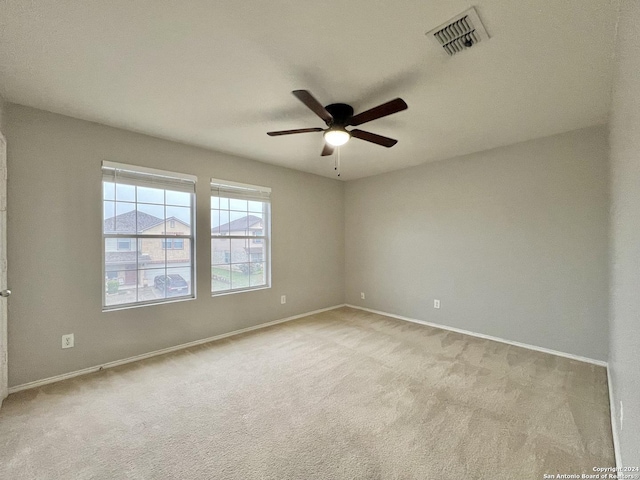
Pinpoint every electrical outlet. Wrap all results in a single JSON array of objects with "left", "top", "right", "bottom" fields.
[
  {"left": 361, "top": 292, "right": 365, "bottom": 300},
  {"left": 62, "top": 334, "right": 74, "bottom": 349},
  {"left": 281, "top": 295, "right": 286, "bottom": 304},
  {"left": 434, "top": 299, "right": 440, "bottom": 309}
]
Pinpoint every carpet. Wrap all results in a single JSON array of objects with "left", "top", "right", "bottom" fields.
[{"left": 0, "top": 307, "right": 614, "bottom": 479}]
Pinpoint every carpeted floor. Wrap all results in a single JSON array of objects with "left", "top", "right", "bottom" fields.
[{"left": 0, "top": 307, "right": 614, "bottom": 479}]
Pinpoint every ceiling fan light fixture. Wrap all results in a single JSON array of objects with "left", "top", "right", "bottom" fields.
[{"left": 324, "top": 128, "right": 350, "bottom": 147}]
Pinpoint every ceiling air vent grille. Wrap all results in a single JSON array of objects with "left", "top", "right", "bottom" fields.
[{"left": 426, "top": 7, "right": 489, "bottom": 56}]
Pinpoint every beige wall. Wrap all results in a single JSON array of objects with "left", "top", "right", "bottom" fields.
[
  {"left": 345, "top": 126, "right": 609, "bottom": 361},
  {"left": 608, "top": 0, "right": 640, "bottom": 466},
  {"left": 5, "top": 104, "right": 345, "bottom": 387}
]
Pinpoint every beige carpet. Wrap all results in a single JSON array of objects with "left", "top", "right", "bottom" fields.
[{"left": 0, "top": 307, "right": 614, "bottom": 479}]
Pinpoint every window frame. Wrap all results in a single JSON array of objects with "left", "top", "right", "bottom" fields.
[
  {"left": 210, "top": 178, "right": 271, "bottom": 296},
  {"left": 102, "top": 161, "right": 197, "bottom": 311}
]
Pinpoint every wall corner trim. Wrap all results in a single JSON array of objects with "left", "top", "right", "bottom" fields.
[
  {"left": 8, "top": 304, "right": 347, "bottom": 394},
  {"left": 345, "top": 304, "right": 608, "bottom": 367},
  {"left": 607, "top": 365, "right": 622, "bottom": 468}
]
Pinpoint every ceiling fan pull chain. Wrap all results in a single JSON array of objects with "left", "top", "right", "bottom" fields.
[{"left": 337, "top": 146, "right": 341, "bottom": 177}]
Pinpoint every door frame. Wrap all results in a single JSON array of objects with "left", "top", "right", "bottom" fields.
[{"left": 0, "top": 131, "right": 7, "bottom": 405}]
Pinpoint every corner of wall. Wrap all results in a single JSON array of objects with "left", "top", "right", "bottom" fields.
[{"left": 0, "top": 95, "right": 6, "bottom": 135}]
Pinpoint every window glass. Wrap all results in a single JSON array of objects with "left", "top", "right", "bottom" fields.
[
  {"left": 102, "top": 163, "right": 196, "bottom": 309},
  {"left": 211, "top": 180, "right": 270, "bottom": 295}
]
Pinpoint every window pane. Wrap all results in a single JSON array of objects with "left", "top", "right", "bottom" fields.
[
  {"left": 248, "top": 201, "right": 264, "bottom": 213},
  {"left": 166, "top": 206, "right": 191, "bottom": 235},
  {"left": 137, "top": 238, "right": 164, "bottom": 270},
  {"left": 229, "top": 198, "right": 247, "bottom": 211},
  {"left": 219, "top": 197, "right": 229, "bottom": 209},
  {"left": 117, "top": 239, "right": 132, "bottom": 250},
  {"left": 250, "top": 263, "right": 266, "bottom": 287},
  {"left": 165, "top": 267, "right": 191, "bottom": 297},
  {"left": 230, "top": 238, "right": 248, "bottom": 263},
  {"left": 105, "top": 268, "right": 137, "bottom": 307},
  {"left": 211, "top": 238, "right": 231, "bottom": 265},
  {"left": 103, "top": 182, "right": 116, "bottom": 201},
  {"left": 211, "top": 210, "right": 220, "bottom": 233},
  {"left": 114, "top": 202, "right": 136, "bottom": 233},
  {"left": 212, "top": 265, "right": 231, "bottom": 293},
  {"left": 229, "top": 211, "right": 249, "bottom": 235},
  {"left": 166, "top": 239, "right": 191, "bottom": 267},
  {"left": 231, "top": 264, "right": 251, "bottom": 289},
  {"left": 137, "top": 186, "right": 164, "bottom": 204},
  {"left": 103, "top": 201, "right": 116, "bottom": 233},
  {"left": 105, "top": 238, "right": 137, "bottom": 271},
  {"left": 137, "top": 203, "right": 165, "bottom": 234},
  {"left": 215, "top": 210, "right": 230, "bottom": 235},
  {"left": 247, "top": 244, "right": 264, "bottom": 262},
  {"left": 115, "top": 183, "right": 135, "bottom": 202},
  {"left": 166, "top": 190, "right": 190, "bottom": 206},
  {"left": 166, "top": 214, "right": 189, "bottom": 236},
  {"left": 139, "top": 268, "right": 166, "bottom": 301},
  {"left": 210, "top": 197, "right": 219, "bottom": 209}
]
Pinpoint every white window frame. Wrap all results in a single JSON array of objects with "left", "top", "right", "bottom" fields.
[
  {"left": 210, "top": 178, "right": 271, "bottom": 296},
  {"left": 102, "top": 161, "right": 197, "bottom": 310}
]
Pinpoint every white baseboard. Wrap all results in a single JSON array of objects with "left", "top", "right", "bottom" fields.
[
  {"left": 8, "top": 304, "right": 346, "bottom": 394},
  {"left": 345, "top": 304, "right": 608, "bottom": 367},
  {"left": 607, "top": 365, "right": 622, "bottom": 468}
]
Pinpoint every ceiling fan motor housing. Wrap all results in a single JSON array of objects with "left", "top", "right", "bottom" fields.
[{"left": 325, "top": 103, "right": 354, "bottom": 126}]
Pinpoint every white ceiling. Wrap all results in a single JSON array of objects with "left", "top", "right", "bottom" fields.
[{"left": 0, "top": 0, "right": 619, "bottom": 180}]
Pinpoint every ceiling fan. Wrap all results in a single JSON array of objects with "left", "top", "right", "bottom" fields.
[{"left": 267, "top": 90, "right": 408, "bottom": 156}]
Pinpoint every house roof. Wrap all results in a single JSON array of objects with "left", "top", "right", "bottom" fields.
[
  {"left": 211, "top": 215, "right": 262, "bottom": 234},
  {"left": 105, "top": 251, "right": 151, "bottom": 264},
  {"left": 104, "top": 211, "right": 189, "bottom": 233}
]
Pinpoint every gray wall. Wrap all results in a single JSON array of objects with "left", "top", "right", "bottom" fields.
[
  {"left": 0, "top": 95, "right": 5, "bottom": 134},
  {"left": 5, "top": 104, "right": 345, "bottom": 387},
  {"left": 608, "top": 0, "right": 640, "bottom": 465},
  {"left": 345, "top": 126, "right": 609, "bottom": 361}
]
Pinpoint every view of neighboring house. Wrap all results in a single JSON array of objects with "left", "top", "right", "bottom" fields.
[
  {"left": 211, "top": 214, "right": 265, "bottom": 264},
  {"left": 104, "top": 210, "right": 191, "bottom": 288}
]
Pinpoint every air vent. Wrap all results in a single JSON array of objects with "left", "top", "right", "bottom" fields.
[{"left": 426, "top": 7, "right": 489, "bottom": 56}]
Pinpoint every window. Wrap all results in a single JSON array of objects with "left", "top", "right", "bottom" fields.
[
  {"left": 102, "top": 161, "right": 197, "bottom": 310},
  {"left": 211, "top": 179, "right": 271, "bottom": 294},
  {"left": 161, "top": 238, "right": 185, "bottom": 250}
]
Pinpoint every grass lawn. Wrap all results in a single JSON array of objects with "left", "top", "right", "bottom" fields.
[{"left": 212, "top": 266, "right": 265, "bottom": 291}]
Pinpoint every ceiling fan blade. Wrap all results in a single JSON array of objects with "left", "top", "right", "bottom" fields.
[
  {"left": 267, "top": 127, "right": 323, "bottom": 136},
  {"left": 292, "top": 90, "right": 333, "bottom": 125},
  {"left": 321, "top": 143, "right": 335, "bottom": 156},
  {"left": 350, "top": 129, "right": 398, "bottom": 147},
  {"left": 347, "top": 98, "right": 408, "bottom": 126}
]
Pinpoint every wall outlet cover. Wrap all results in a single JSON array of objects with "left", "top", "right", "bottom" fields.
[
  {"left": 62, "top": 333, "right": 74, "bottom": 349},
  {"left": 434, "top": 299, "right": 441, "bottom": 309}
]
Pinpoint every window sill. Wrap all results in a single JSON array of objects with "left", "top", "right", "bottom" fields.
[
  {"left": 102, "top": 295, "right": 196, "bottom": 312},
  {"left": 211, "top": 285, "right": 271, "bottom": 297}
]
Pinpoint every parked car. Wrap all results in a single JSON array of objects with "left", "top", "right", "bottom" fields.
[{"left": 154, "top": 274, "right": 189, "bottom": 296}]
